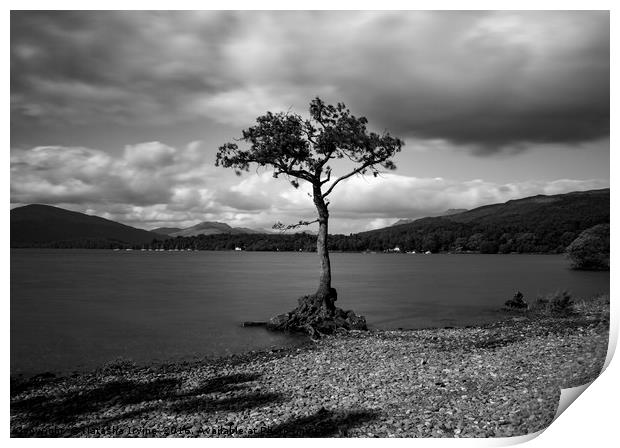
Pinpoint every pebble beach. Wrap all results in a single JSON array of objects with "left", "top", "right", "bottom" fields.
[{"left": 11, "top": 296, "right": 609, "bottom": 438}]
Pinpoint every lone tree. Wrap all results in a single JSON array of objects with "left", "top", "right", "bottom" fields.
[{"left": 216, "top": 98, "right": 403, "bottom": 334}]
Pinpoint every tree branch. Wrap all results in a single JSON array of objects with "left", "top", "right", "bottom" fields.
[
  {"left": 320, "top": 168, "right": 332, "bottom": 185},
  {"left": 272, "top": 219, "right": 319, "bottom": 233},
  {"left": 302, "top": 126, "right": 318, "bottom": 146},
  {"left": 275, "top": 158, "right": 314, "bottom": 183},
  {"left": 322, "top": 159, "right": 378, "bottom": 198}
]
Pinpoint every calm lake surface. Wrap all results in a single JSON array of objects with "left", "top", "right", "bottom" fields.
[{"left": 11, "top": 250, "right": 609, "bottom": 376}]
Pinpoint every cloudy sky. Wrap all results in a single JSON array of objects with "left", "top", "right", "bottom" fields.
[{"left": 10, "top": 11, "right": 609, "bottom": 233}]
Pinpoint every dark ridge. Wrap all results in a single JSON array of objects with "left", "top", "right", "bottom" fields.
[{"left": 11, "top": 204, "right": 161, "bottom": 248}]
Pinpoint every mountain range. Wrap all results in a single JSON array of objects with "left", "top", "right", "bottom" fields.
[
  {"left": 150, "top": 188, "right": 609, "bottom": 253},
  {"left": 10, "top": 188, "right": 610, "bottom": 251},
  {"left": 152, "top": 222, "right": 268, "bottom": 238},
  {"left": 10, "top": 205, "right": 272, "bottom": 248}
]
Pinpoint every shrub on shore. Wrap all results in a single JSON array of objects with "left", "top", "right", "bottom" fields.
[
  {"left": 504, "top": 290, "right": 576, "bottom": 316},
  {"left": 504, "top": 291, "right": 528, "bottom": 310},
  {"left": 528, "top": 291, "right": 574, "bottom": 316},
  {"left": 566, "top": 224, "right": 610, "bottom": 270}
]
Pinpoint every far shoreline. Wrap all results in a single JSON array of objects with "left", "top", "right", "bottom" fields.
[{"left": 10, "top": 247, "right": 578, "bottom": 256}]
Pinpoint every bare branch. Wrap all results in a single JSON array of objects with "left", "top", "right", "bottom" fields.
[
  {"left": 322, "top": 159, "right": 378, "bottom": 198},
  {"left": 320, "top": 167, "right": 332, "bottom": 185},
  {"left": 272, "top": 219, "right": 319, "bottom": 233}
]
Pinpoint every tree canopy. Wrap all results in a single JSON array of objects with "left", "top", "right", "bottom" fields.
[{"left": 215, "top": 97, "right": 404, "bottom": 195}]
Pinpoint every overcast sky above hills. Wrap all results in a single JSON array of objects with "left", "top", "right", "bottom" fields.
[{"left": 10, "top": 11, "right": 609, "bottom": 233}]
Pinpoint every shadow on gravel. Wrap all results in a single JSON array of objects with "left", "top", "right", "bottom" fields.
[
  {"left": 11, "top": 372, "right": 61, "bottom": 396},
  {"left": 255, "top": 407, "right": 380, "bottom": 437},
  {"left": 183, "top": 372, "right": 261, "bottom": 396},
  {"left": 169, "top": 391, "right": 284, "bottom": 414},
  {"left": 471, "top": 333, "right": 525, "bottom": 350},
  {"left": 12, "top": 378, "right": 182, "bottom": 424},
  {"left": 11, "top": 371, "right": 282, "bottom": 437}
]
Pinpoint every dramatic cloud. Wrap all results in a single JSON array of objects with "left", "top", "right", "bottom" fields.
[
  {"left": 11, "top": 141, "right": 222, "bottom": 210},
  {"left": 11, "top": 11, "right": 609, "bottom": 151},
  {"left": 10, "top": 142, "right": 608, "bottom": 233},
  {"left": 9, "top": 11, "right": 609, "bottom": 233}
]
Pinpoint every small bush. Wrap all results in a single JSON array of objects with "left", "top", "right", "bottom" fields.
[
  {"left": 504, "top": 291, "right": 528, "bottom": 309},
  {"left": 529, "top": 291, "right": 574, "bottom": 316}
]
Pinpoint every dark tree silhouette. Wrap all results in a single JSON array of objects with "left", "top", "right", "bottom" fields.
[
  {"left": 566, "top": 224, "right": 610, "bottom": 270},
  {"left": 216, "top": 97, "right": 403, "bottom": 333}
]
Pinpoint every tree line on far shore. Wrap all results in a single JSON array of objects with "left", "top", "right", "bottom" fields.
[
  {"left": 149, "top": 219, "right": 605, "bottom": 256},
  {"left": 16, "top": 217, "right": 608, "bottom": 255},
  {"left": 13, "top": 219, "right": 609, "bottom": 270},
  {"left": 14, "top": 216, "right": 609, "bottom": 258}
]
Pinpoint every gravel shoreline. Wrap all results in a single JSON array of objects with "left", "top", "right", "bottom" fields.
[{"left": 11, "top": 297, "right": 609, "bottom": 438}]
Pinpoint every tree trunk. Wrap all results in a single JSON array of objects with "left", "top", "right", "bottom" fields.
[
  {"left": 313, "top": 185, "right": 332, "bottom": 298},
  {"left": 265, "top": 183, "right": 367, "bottom": 335}
]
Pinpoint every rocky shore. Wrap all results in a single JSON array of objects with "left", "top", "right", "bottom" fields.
[{"left": 11, "top": 296, "right": 609, "bottom": 438}]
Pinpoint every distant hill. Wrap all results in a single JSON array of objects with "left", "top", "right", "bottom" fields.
[
  {"left": 392, "top": 208, "right": 468, "bottom": 226},
  {"left": 391, "top": 219, "right": 414, "bottom": 227},
  {"left": 166, "top": 221, "right": 268, "bottom": 238},
  {"left": 11, "top": 204, "right": 160, "bottom": 248},
  {"left": 151, "top": 227, "right": 182, "bottom": 236},
  {"left": 153, "top": 223, "right": 269, "bottom": 237},
  {"left": 442, "top": 208, "right": 468, "bottom": 217},
  {"left": 360, "top": 189, "right": 610, "bottom": 254},
  {"left": 443, "top": 192, "right": 603, "bottom": 225}
]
